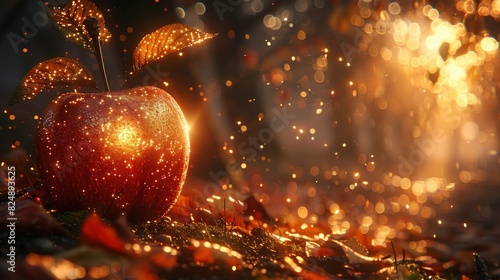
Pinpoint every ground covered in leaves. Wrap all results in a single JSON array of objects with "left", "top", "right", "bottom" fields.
[{"left": 0, "top": 197, "right": 498, "bottom": 280}]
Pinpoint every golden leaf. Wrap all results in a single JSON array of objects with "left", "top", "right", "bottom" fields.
[
  {"left": 133, "top": 23, "right": 216, "bottom": 72},
  {"left": 46, "top": 0, "right": 111, "bottom": 51},
  {"left": 11, "top": 57, "right": 96, "bottom": 104}
]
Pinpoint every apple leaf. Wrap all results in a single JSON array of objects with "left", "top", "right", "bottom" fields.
[
  {"left": 331, "top": 238, "right": 380, "bottom": 264},
  {"left": 10, "top": 57, "right": 96, "bottom": 105},
  {"left": 133, "top": 23, "right": 217, "bottom": 72},
  {"left": 46, "top": 0, "right": 111, "bottom": 52}
]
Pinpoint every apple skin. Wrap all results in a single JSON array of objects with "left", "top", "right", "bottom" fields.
[{"left": 36, "top": 86, "right": 190, "bottom": 224}]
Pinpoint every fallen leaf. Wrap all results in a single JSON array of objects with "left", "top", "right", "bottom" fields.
[
  {"left": 242, "top": 195, "right": 273, "bottom": 226},
  {"left": 80, "top": 214, "right": 125, "bottom": 254},
  {"left": 46, "top": 0, "right": 111, "bottom": 51},
  {"left": 474, "top": 253, "right": 491, "bottom": 280},
  {"left": 169, "top": 195, "right": 198, "bottom": 222},
  {"left": 229, "top": 194, "right": 247, "bottom": 214},
  {"left": 190, "top": 239, "right": 243, "bottom": 268},
  {"left": 0, "top": 199, "right": 68, "bottom": 235}
]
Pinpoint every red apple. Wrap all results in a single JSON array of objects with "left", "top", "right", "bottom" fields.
[{"left": 36, "top": 86, "right": 190, "bottom": 223}]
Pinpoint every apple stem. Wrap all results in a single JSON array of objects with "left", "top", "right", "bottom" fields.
[{"left": 83, "top": 17, "right": 110, "bottom": 92}]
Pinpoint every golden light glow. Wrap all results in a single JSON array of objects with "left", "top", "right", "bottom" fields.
[
  {"left": 480, "top": 37, "right": 499, "bottom": 53},
  {"left": 114, "top": 124, "right": 141, "bottom": 149}
]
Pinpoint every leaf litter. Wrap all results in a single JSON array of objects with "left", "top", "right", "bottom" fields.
[{"left": 0, "top": 195, "right": 496, "bottom": 280}]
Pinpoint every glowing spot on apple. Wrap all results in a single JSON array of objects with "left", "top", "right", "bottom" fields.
[{"left": 113, "top": 124, "right": 141, "bottom": 151}]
